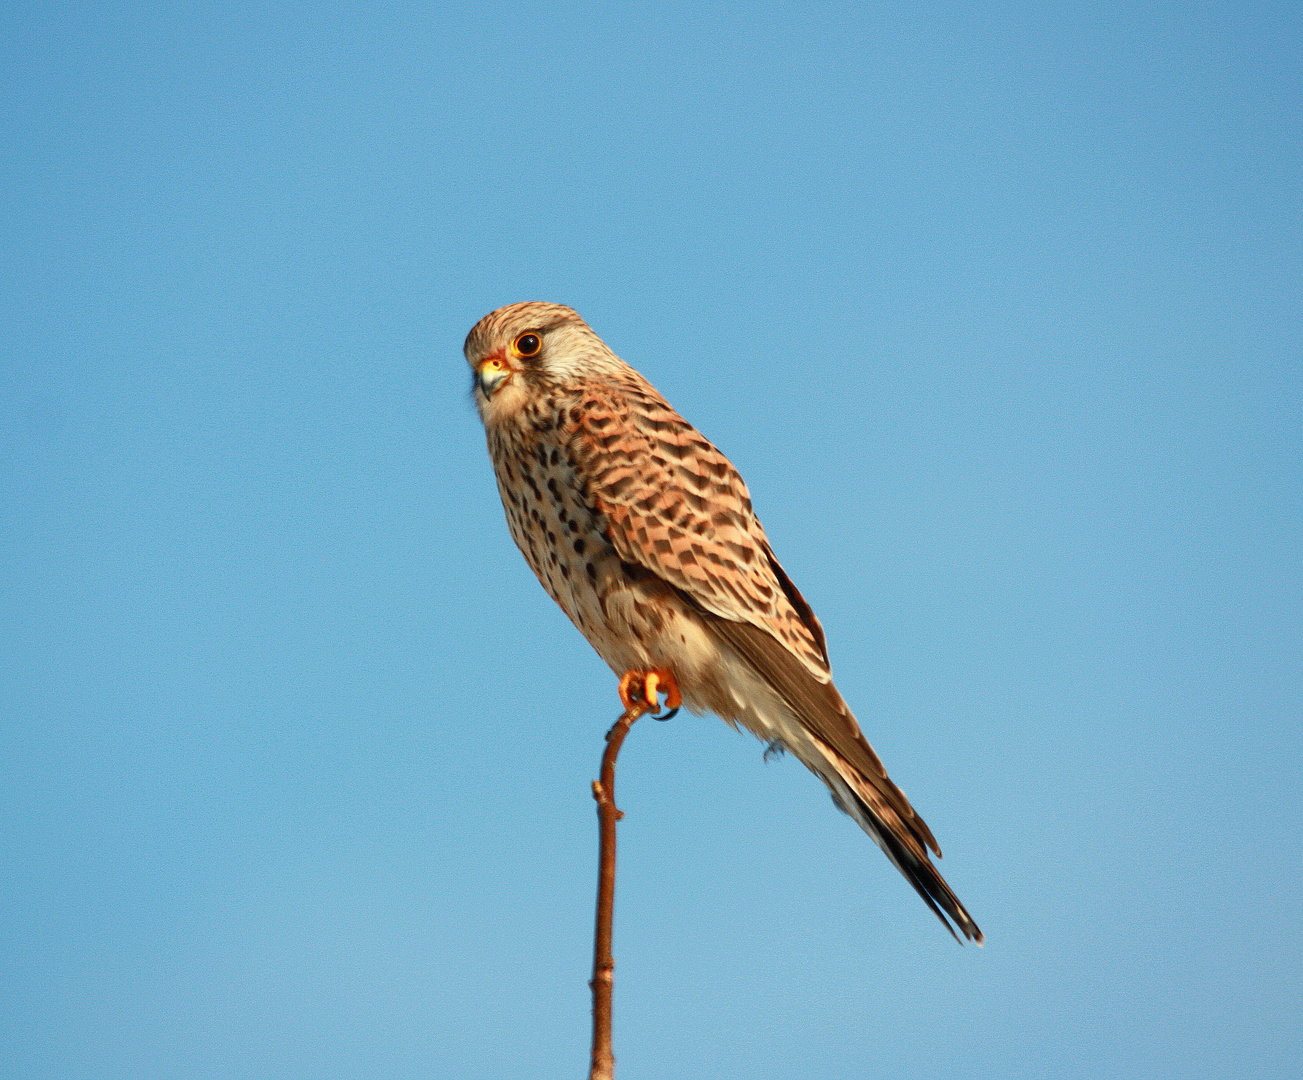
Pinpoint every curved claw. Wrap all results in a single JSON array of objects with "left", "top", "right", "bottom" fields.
[{"left": 617, "top": 668, "right": 682, "bottom": 720}]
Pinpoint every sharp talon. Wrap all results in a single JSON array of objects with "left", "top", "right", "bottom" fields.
[
  {"left": 617, "top": 668, "right": 682, "bottom": 718},
  {"left": 660, "top": 670, "right": 682, "bottom": 713},
  {"left": 646, "top": 669, "right": 680, "bottom": 720}
]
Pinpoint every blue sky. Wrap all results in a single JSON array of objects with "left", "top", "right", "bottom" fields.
[{"left": 3, "top": 2, "right": 1300, "bottom": 1077}]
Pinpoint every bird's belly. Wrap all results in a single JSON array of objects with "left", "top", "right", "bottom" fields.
[{"left": 494, "top": 462, "right": 630, "bottom": 656}]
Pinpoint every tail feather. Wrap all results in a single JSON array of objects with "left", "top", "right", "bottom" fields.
[
  {"left": 709, "top": 617, "right": 983, "bottom": 944},
  {"left": 815, "top": 738, "right": 983, "bottom": 943}
]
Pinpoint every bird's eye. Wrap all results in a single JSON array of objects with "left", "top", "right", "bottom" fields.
[{"left": 514, "top": 332, "right": 542, "bottom": 357}]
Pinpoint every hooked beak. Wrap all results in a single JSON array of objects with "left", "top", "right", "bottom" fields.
[{"left": 476, "top": 352, "right": 511, "bottom": 397}]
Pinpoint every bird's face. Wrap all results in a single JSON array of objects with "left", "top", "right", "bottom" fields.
[
  {"left": 464, "top": 302, "right": 626, "bottom": 426},
  {"left": 468, "top": 325, "right": 543, "bottom": 423}
]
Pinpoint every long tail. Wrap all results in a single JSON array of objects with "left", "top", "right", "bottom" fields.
[
  {"left": 713, "top": 618, "right": 983, "bottom": 943},
  {"left": 809, "top": 737, "right": 983, "bottom": 944}
]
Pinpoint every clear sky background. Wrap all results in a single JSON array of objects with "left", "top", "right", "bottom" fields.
[{"left": 3, "top": 3, "right": 1300, "bottom": 1078}]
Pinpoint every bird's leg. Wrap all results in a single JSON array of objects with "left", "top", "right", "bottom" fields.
[{"left": 617, "top": 668, "right": 681, "bottom": 721}]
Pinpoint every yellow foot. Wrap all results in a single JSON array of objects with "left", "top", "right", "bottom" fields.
[{"left": 617, "top": 668, "right": 682, "bottom": 719}]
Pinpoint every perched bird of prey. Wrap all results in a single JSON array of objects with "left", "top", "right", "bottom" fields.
[{"left": 465, "top": 301, "right": 982, "bottom": 943}]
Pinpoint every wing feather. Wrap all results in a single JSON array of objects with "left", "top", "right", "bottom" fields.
[{"left": 566, "top": 377, "right": 831, "bottom": 679}]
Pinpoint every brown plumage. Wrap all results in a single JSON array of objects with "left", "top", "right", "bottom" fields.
[{"left": 465, "top": 301, "right": 982, "bottom": 943}]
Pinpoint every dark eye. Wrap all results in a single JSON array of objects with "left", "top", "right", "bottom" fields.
[{"left": 514, "top": 332, "right": 542, "bottom": 357}]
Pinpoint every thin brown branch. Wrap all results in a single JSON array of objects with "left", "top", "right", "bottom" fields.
[{"left": 588, "top": 703, "right": 648, "bottom": 1080}]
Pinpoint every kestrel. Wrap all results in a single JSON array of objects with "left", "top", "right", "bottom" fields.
[{"left": 466, "top": 301, "right": 982, "bottom": 943}]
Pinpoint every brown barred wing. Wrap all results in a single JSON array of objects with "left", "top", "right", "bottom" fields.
[{"left": 563, "top": 376, "right": 832, "bottom": 681}]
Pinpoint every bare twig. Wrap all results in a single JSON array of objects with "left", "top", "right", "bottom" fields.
[{"left": 588, "top": 703, "right": 648, "bottom": 1080}]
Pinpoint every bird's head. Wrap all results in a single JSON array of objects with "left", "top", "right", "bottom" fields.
[{"left": 464, "top": 302, "right": 625, "bottom": 423}]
